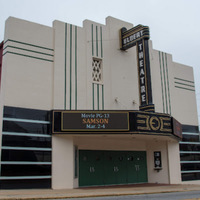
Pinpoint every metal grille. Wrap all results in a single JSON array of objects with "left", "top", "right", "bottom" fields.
[{"left": 92, "top": 59, "right": 102, "bottom": 83}]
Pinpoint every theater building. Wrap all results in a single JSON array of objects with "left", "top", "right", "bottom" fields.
[{"left": 0, "top": 16, "right": 199, "bottom": 189}]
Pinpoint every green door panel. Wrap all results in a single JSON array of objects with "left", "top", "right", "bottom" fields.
[
  {"left": 136, "top": 151, "right": 148, "bottom": 183},
  {"left": 79, "top": 150, "right": 104, "bottom": 186},
  {"left": 94, "top": 150, "right": 105, "bottom": 185},
  {"left": 79, "top": 150, "right": 92, "bottom": 186},
  {"left": 103, "top": 151, "right": 117, "bottom": 185},
  {"left": 127, "top": 151, "right": 138, "bottom": 184},
  {"left": 116, "top": 151, "right": 127, "bottom": 184}
]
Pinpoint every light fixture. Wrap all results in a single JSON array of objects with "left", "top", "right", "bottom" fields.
[{"left": 132, "top": 100, "right": 136, "bottom": 104}]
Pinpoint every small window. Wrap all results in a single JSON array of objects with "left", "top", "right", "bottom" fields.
[{"left": 92, "top": 58, "right": 102, "bottom": 83}]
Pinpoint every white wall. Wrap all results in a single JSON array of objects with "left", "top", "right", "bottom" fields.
[
  {"left": 146, "top": 140, "right": 181, "bottom": 184},
  {"left": 104, "top": 17, "right": 140, "bottom": 110},
  {"left": 171, "top": 62, "right": 198, "bottom": 126},
  {"left": 146, "top": 140, "right": 170, "bottom": 184},
  {"left": 74, "top": 135, "right": 146, "bottom": 151},
  {"left": 150, "top": 41, "right": 198, "bottom": 126},
  {"left": 53, "top": 20, "right": 87, "bottom": 110},
  {"left": 52, "top": 136, "right": 74, "bottom": 189},
  {"left": 167, "top": 141, "right": 182, "bottom": 184},
  {"left": 2, "top": 17, "right": 54, "bottom": 110}
]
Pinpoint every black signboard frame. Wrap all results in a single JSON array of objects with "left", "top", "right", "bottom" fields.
[
  {"left": 120, "top": 25, "right": 150, "bottom": 51},
  {"left": 52, "top": 110, "right": 182, "bottom": 140},
  {"left": 53, "top": 111, "right": 130, "bottom": 133}
]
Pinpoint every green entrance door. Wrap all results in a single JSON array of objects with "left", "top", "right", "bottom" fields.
[
  {"left": 103, "top": 151, "right": 117, "bottom": 185},
  {"left": 127, "top": 151, "right": 137, "bottom": 184},
  {"left": 126, "top": 151, "right": 148, "bottom": 183},
  {"left": 79, "top": 150, "right": 104, "bottom": 186},
  {"left": 115, "top": 151, "right": 127, "bottom": 184},
  {"left": 104, "top": 151, "right": 127, "bottom": 185},
  {"left": 136, "top": 151, "right": 148, "bottom": 183},
  {"left": 79, "top": 150, "right": 148, "bottom": 187}
]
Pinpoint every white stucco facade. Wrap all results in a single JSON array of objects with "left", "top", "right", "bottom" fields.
[{"left": 0, "top": 16, "right": 199, "bottom": 189}]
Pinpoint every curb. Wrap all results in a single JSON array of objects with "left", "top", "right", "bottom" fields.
[{"left": 0, "top": 185, "right": 200, "bottom": 200}]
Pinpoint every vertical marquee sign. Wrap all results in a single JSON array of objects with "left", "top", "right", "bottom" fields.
[{"left": 120, "top": 25, "right": 155, "bottom": 112}]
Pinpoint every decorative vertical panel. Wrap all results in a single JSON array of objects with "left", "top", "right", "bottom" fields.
[
  {"left": 158, "top": 51, "right": 171, "bottom": 115},
  {"left": 64, "top": 23, "right": 67, "bottom": 110},
  {"left": 91, "top": 24, "right": 104, "bottom": 110},
  {"left": 64, "top": 24, "right": 78, "bottom": 110}
]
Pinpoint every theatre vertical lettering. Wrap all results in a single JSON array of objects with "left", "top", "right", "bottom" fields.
[{"left": 120, "top": 25, "right": 155, "bottom": 112}]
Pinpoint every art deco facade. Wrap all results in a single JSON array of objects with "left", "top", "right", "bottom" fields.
[{"left": 0, "top": 16, "right": 199, "bottom": 189}]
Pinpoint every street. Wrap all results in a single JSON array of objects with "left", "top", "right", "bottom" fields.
[{"left": 50, "top": 190, "right": 200, "bottom": 200}]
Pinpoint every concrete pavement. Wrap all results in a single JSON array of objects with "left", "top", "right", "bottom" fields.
[{"left": 0, "top": 184, "right": 200, "bottom": 200}]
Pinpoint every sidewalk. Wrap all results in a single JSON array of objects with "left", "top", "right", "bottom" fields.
[{"left": 0, "top": 184, "right": 200, "bottom": 200}]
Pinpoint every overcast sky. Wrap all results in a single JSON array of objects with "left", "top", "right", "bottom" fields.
[{"left": 1, "top": 0, "right": 200, "bottom": 122}]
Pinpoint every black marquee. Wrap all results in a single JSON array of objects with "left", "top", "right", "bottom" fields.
[{"left": 52, "top": 110, "right": 182, "bottom": 140}]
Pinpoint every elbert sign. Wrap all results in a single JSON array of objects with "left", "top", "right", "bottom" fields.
[
  {"left": 120, "top": 25, "right": 149, "bottom": 50},
  {"left": 120, "top": 24, "right": 154, "bottom": 112},
  {"left": 137, "top": 40, "right": 147, "bottom": 105}
]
